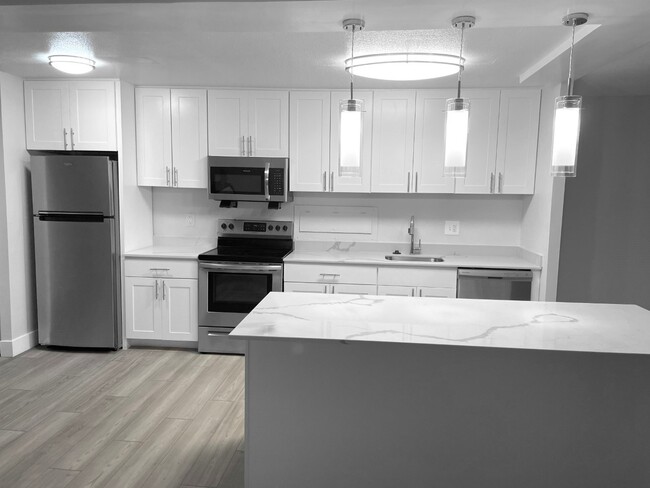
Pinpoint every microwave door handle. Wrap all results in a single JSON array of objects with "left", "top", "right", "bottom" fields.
[{"left": 264, "top": 162, "right": 271, "bottom": 201}]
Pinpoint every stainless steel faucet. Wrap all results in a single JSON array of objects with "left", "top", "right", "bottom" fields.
[{"left": 408, "top": 215, "right": 421, "bottom": 254}]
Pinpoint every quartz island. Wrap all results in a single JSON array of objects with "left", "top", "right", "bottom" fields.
[{"left": 231, "top": 292, "right": 650, "bottom": 488}]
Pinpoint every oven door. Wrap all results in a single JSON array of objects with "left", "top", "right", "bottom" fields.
[{"left": 199, "top": 262, "right": 283, "bottom": 327}]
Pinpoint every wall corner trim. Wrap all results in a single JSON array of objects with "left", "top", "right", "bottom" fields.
[{"left": 0, "top": 329, "right": 38, "bottom": 357}]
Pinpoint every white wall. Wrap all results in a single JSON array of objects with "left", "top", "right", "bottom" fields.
[
  {"left": 0, "top": 71, "right": 37, "bottom": 356},
  {"left": 521, "top": 83, "right": 566, "bottom": 301},
  {"left": 152, "top": 188, "right": 525, "bottom": 247}
]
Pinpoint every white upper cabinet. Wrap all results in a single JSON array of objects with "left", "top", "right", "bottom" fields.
[
  {"left": 371, "top": 90, "right": 416, "bottom": 193},
  {"left": 289, "top": 91, "right": 331, "bottom": 192},
  {"left": 24, "top": 80, "right": 116, "bottom": 151},
  {"left": 136, "top": 87, "right": 207, "bottom": 188},
  {"left": 454, "top": 89, "right": 501, "bottom": 194},
  {"left": 495, "top": 89, "right": 541, "bottom": 195},
  {"left": 171, "top": 89, "right": 208, "bottom": 188},
  {"left": 413, "top": 89, "right": 456, "bottom": 194},
  {"left": 330, "top": 90, "right": 373, "bottom": 193},
  {"left": 208, "top": 90, "right": 288, "bottom": 157}
]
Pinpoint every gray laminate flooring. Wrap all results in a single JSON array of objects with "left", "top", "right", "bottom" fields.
[{"left": 0, "top": 347, "right": 245, "bottom": 488}]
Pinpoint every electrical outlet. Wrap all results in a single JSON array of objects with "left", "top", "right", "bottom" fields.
[
  {"left": 445, "top": 221, "right": 460, "bottom": 235},
  {"left": 185, "top": 214, "right": 195, "bottom": 227}
]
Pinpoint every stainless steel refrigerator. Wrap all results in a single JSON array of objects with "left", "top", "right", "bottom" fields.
[{"left": 31, "top": 154, "right": 121, "bottom": 349}]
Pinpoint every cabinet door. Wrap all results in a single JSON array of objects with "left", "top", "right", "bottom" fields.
[
  {"left": 161, "top": 279, "right": 198, "bottom": 342},
  {"left": 136, "top": 88, "right": 172, "bottom": 187},
  {"left": 24, "top": 81, "right": 70, "bottom": 150},
  {"left": 371, "top": 90, "right": 416, "bottom": 193},
  {"left": 413, "top": 90, "right": 456, "bottom": 193},
  {"left": 207, "top": 90, "right": 248, "bottom": 156},
  {"left": 248, "top": 91, "right": 289, "bottom": 157},
  {"left": 495, "top": 89, "right": 541, "bottom": 195},
  {"left": 417, "top": 286, "right": 456, "bottom": 298},
  {"left": 171, "top": 89, "right": 208, "bottom": 189},
  {"left": 68, "top": 81, "right": 117, "bottom": 151},
  {"left": 454, "top": 89, "right": 501, "bottom": 194},
  {"left": 283, "top": 282, "right": 329, "bottom": 293},
  {"left": 377, "top": 285, "right": 416, "bottom": 297},
  {"left": 289, "top": 91, "right": 331, "bottom": 191},
  {"left": 330, "top": 90, "right": 373, "bottom": 193},
  {"left": 124, "top": 277, "right": 162, "bottom": 339},
  {"left": 331, "top": 283, "right": 377, "bottom": 295}
]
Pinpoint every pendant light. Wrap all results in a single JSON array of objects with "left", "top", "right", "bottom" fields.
[
  {"left": 339, "top": 19, "right": 365, "bottom": 177},
  {"left": 444, "top": 16, "right": 475, "bottom": 178},
  {"left": 551, "top": 13, "right": 589, "bottom": 177}
]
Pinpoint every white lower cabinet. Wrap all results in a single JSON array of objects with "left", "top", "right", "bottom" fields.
[
  {"left": 124, "top": 258, "right": 198, "bottom": 342},
  {"left": 284, "top": 263, "right": 377, "bottom": 295},
  {"left": 377, "top": 285, "right": 456, "bottom": 298}
]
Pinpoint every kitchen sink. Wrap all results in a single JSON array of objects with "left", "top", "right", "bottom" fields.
[{"left": 385, "top": 255, "right": 444, "bottom": 263}]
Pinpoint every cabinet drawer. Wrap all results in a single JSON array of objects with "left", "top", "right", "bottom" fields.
[
  {"left": 284, "top": 263, "right": 377, "bottom": 285},
  {"left": 378, "top": 267, "right": 456, "bottom": 288},
  {"left": 124, "top": 258, "right": 198, "bottom": 279}
]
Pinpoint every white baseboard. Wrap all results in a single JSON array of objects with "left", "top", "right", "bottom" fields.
[{"left": 0, "top": 330, "right": 38, "bottom": 357}]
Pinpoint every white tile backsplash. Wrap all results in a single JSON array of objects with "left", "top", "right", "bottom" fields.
[{"left": 152, "top": 189, "right": 525, "bottom": 246}]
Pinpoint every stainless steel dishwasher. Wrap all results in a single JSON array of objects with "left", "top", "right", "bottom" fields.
[{"left": 457, "top": 268, "right": 533, "bottom": 300}]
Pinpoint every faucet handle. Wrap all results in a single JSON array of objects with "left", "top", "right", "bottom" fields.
[{"left": 414, "top": 239, "right": 422, "bottom": 254}]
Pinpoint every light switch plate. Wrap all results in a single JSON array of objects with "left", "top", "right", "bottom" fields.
[{"left": 445, "top": 221, "right": 460, "bottom": 235}]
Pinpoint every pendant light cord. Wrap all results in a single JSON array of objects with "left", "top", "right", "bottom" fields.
[
  {"left": 567, "top": 20, "right": 576, "bottom": 96},
  {"left": 456, "top": 22, "right": 465, "bottom": 99},
  {"left": 349, "top": 24, "right": 356, "bottom": 100}
]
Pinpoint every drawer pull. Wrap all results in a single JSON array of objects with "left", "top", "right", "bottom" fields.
[
  {"left": 149, "top": 268, "right": 170, "bottom": 272},
  {"left": 319, "top": 273, "right": 340, "bottom": 279}
]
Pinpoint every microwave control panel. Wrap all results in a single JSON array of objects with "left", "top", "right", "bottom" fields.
[{"left": 269, "top": 168, "right": 285, "bottom": 196}]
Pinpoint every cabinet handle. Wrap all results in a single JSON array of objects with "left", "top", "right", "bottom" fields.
[
  {"left": 166, "top": 166, "right": 170, "bottom": 186},
  {"left": 411, "top": 288, "right": 415, "bottom": 297},
  {"left": 174, "top": 167, "right": 179, "bottom": 187},
  {"left": 323, "top": 285, "right": 327, "bottom": 294},
  {"left": 498, "top": 172, "right": 503, "bottom": 193},
  {"left": 490, "top": 172, "right": 495, "bottom": 194},
  {"left": 330, "top": 172, "right": 334, "bottom": 192},
  {"left": 247, "top": 136, "right": 253, "bottom": 156},
  {"left": 323, "top": 171, "right": 327, "bottom": 191},
  {"left": 63, "top": 128, "right": 68, "bottom": 150},
  {"left": 70, "top": 128, "right": 75, "bottom": 150},
  {"left": 419, "top": 289, "right": 423, "bottom": 297},
  {"left": 241, "top": 136, "right": 246, "bottom": 156},
  {"left": 415, "top": 172, "right": 419, "bottom": 193},
  {"left": 407, "top": 172, "right": 411, "bottom": 192},
  {"left": 155, "top": 280, "right": 159, "bottom": 300},
  {"left": 149, "top": 268, "right": 170, "bottom": 272},
  {"left": 162, "top": 281, "right": 166, "bottom": 300}
]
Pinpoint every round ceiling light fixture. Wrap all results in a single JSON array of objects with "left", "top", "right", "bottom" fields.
[
  {"left": 345, "top": 52, "right": 465, "bottom": 81},
  {"left": 48, "top": 55, "right": 96, "bottom": 75}
]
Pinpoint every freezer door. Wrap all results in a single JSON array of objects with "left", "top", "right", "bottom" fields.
[
  {"left": 34, "top": 217, "right": 119, "bottom": 348},
  {"left": 31, "top": 154, "right": 116, "bottom": 215}
]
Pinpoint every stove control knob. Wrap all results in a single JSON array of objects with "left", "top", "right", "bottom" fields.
[
  {"left": 282, "top": 225, "right": 288, "bottom": 231},
  {"left": 268, "top": 225, "right": 273, "bottom": 231},
  {"left": 275, "top": 225, "right": 281, "bottom": 231},
  {"left": 228, "top": 223, "right": 234, "bottom": 230},
  {"left": 220, "top": 223, "right": 227, "bottom": 230}
]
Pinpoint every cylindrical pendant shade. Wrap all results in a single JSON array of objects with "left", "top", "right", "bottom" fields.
[
  {"left": 444, "top": 98, "right": 470, "bottom": 178},
  {"left": 551, "top": 95, "right": 582, "bottom": 177},
  {"left": 339, "top": 99, "right": 364, "bottom": 176}
]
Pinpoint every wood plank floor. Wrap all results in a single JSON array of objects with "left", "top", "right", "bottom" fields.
[{"left": 0, "top": 347, "right": 245, "bottom": 488}]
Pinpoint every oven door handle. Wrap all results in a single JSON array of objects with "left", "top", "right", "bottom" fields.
[
  {"left": 264, "top": 162, "right": 271, "bottom": 201},
  {"left": 199, "top": 262, "right": 282, "bottom": 273}
]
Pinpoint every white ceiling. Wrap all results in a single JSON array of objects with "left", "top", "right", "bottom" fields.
[{"left": 0, "top": 0, "right": 649, "bottom": 95}]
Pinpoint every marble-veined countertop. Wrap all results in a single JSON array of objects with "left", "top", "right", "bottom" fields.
[
  {"left": 230, "top": 292, "right": 650, "bottom": 355},
  {"left": 124, "top": 238, "right": 215, "bottom": 260}
]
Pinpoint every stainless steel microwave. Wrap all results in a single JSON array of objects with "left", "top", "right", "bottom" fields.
[{"left": 207, "top": 156, "right": 291, "bottom": 203}]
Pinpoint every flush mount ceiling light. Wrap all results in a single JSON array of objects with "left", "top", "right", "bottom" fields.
[
  {"left": 48, "top": 55, "right": 95, "bottom": 75},
  {"left": 339, "top": 18, "right": 365, "bottom": 177},
  {"left": 345, "top": 52, "right": 465, "bottom": 81},
  {"left": 551, "top": 13, "right": 589, "bottom": 177},
  {"left": 443, "top": 15, "right": 475, "bottom": 178}
]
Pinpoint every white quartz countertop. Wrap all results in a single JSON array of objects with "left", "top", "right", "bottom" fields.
[
  {"left": 230, "top": 292, "right": 650, "bottom": 355},
  {"left": 124, "top": 244, "right": 213, "bottom": 259},
  {"left": 284, "top": 250, "right": 540, "bottom": 270}
]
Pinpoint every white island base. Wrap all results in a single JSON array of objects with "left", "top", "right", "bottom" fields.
[{"left": 233, "top": 293, "right": 650, "bottom": 488}]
